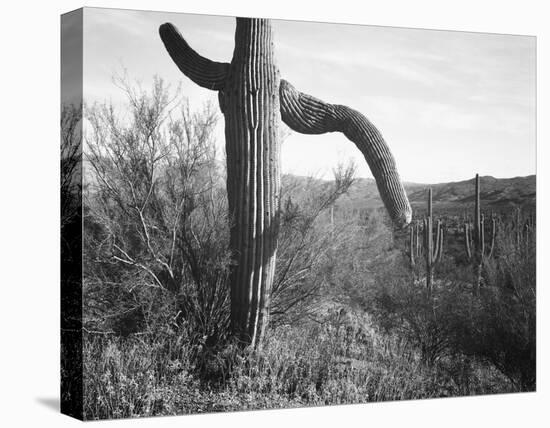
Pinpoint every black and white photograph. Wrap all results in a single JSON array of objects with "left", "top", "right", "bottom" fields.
[
  {"left": 3, "top": 1, "right": 548, "bottom": 427},
  {"left": 59, "top": 6, "right": 538, "bottom": 420}
]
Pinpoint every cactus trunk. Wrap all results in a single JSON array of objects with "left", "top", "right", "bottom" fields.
[
  {"left": 463, "top": 174, "right": 496, "bottom": 293},
  {"left": 473, "top": 174, "right": 483, "bottom": 293},
  {"left": 160, "top": 18, "right": 280, "bottom": 347},
  {"left": 224, "top": 19, "right": 280, "bottom": 346}
]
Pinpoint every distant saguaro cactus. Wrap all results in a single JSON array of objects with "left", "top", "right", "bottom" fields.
[
  {"left": 463, "top": 174, "right": 496, "bottom": 292},
  {"left": 423, "top": 188, "right": 444, "bottom": 291},
  {"left": 514, "top": 207, "right": 535, "bottom": 251},
  {"left": 159, "top": 17, "right": 411, "bottom": 347},
  {"left": 408, "top": 220, "right": 421, "bottom": 268},
  {"left": 408, "top": 189, "right": 443, "bottom": 290}
]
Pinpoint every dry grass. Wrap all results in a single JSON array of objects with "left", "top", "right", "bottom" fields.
[{"left": 83, "top": 309, "right": 512, "bottom": 420}]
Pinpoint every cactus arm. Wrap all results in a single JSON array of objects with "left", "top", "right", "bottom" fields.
[
  {"left": 488, "top": 217, "right": 496, "bottom": 258},
  {"left": 479, "top": 216, "right": 485, "bottom": 258},
  {"left": 464, "top": 223, "right": 472, "bottom": 260},
  {"left": 279, "top": 79, "right": 411, "bottom": 228},
  {"left": 434, "top": 220, "right": 441, "bottom": 263},
  {"left": 159, "top": 23, "right": 230, "bottom": 90},
  {"left": 437, "top": 226, "right": 444, "bottom": 263},
  {"left": 415, "top": 221, "right": 420, "bottom": 257},
  {"left": 423, "top": 218, "right": 428, "bottom": 257},
  {"left": 426, "top": 217, "right": 433, "bottom": 290},
  {"left": 423, "top": 218, "right": 427, "bottom": 259},
  {"left": 427, "top": 217, "right": 433, "bottom": 265},
  {"left": 515, "top": 208, "right": 521, "bottom": 247},
  {"left": 409, "top": 226, "right": 415, "bottom": 267}
]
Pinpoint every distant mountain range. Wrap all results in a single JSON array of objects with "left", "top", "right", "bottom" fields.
[
  {"left": 290, "top": 174, "right": 536, "bottom": 215},
  {"left": 404, "top": 175, "right": 536, "bottom": 213}
]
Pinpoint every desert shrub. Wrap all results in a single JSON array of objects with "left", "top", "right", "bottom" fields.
[
  {"left": 270, "top": 165, "right": 356, "bottom": 325},
  {"left": 61, "top": 103, "right": 87, "bottom": 417},
  {"left": 367, "top": 263, "right": 470, "bottom": 367},
  {"left": 458, "top": 215, "right": 536, "bottom": 391},
  {"left": 308, "top": 205, "right": 398, "bottom": 319},
  {"left": 83, "top": 76, "right": 231, "bottom": 346}
]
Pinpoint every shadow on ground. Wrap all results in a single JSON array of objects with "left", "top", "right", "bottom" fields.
[{"left": 35, "top": 397, "right": 59, "bottom": 413}]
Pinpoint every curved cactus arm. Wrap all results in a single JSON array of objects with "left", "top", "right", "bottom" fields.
[
  {"left": 159, "top": 23, "right": 230, "bottom": 91},
  {"left": 279, "top": 79, "right": 411, "bottom": 227}
]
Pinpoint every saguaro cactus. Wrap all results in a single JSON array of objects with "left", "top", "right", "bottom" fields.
[
  {"left": 463, "top": 174, "right": 496, "bottom": 292},
  {"left": 159, "top": 17, "right": 411, "bottom": 347},
  {"left": 408, "top": 220, "right": 421, "bottom": 268},
  {"left": 423, "top": 188, "right": 444, "bottom": 291},
  {"left": 408, "top": 190, "right": 443, "bottom": 290},
  {"left": 514, "top": 207, "right": 535, "bottom": 251}
]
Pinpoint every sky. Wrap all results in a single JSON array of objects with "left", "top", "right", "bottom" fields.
[{"left": 81, "top": 7, "right": 536, "bottom": 184}]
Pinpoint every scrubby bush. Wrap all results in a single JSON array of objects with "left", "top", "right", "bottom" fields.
[
  {"left": 83, "top": 76, "right": 231, "bottom": 346},
  {"left": 459, "top": 215, "right": 536, "bottom": 391},
  {"left": 270, "top": 165, "right": 358, "bottom": 325},
  {"left": 84, "top": 308, "right": 509, "bottom": 419}
]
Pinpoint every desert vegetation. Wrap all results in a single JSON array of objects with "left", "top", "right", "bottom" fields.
[{"left": 71, "top": 73, "right": 535, "bottom": 419}]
